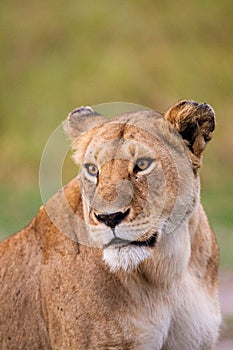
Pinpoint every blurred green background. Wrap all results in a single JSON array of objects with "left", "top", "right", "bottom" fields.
[{"left": 0, "top": 0, "right": 232, "bottom": 269}]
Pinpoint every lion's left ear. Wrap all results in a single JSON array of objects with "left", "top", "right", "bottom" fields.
[
  {"left": 164, "top": 100, "right": 215, "bottom": 157},
  {"left": 63, "top": 106, "right": 106, "bottom": 140}
]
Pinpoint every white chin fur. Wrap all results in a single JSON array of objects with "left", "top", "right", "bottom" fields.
[{"left": 103, "top": 245, "right": 152, "bottom": 272}]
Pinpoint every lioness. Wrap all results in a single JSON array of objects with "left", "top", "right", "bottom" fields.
[{"left": 0, "top": 100, "right": 221, "bottom": 349}]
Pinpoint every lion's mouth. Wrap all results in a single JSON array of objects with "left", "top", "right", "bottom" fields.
[
  {"left": 131, "top": 233, "right": 157, "bottom": 247},
  {"left": 104, "top": 232, "right": 158, "bottom": 249}
]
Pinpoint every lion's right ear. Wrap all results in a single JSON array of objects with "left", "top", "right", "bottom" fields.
[{"left": 63, "top": 106, "right": 106, "bottom": 140}]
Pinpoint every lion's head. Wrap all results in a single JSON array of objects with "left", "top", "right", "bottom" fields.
[{"left": 62, "top": 101, "right": 215, "bottom": 271}]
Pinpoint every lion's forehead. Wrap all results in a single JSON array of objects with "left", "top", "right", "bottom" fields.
[
  {"left": 84, "top": 138, "right": 156, "bottom": 165},
  {"left": 83, "top": 120, "right": 182, "bottom": 164}
]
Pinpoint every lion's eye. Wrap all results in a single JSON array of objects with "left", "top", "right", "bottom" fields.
[
  {"left": 85, "top": 163, "right": 99, "bottom": 177},
  {"left": 134, "top": 158, "right": 153, "bottom": 173}
]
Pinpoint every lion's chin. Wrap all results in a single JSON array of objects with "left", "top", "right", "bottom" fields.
[{"left": 103, "top": 244, "right": 153, "bottom": 272}]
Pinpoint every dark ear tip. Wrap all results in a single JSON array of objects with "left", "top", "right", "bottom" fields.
[
  {"left": 177, "top": 100, "right": 199, "bottom": 108},
  {"left": 177, "top": 100, "right": 188, "bottom": 106},
  {"left": 69, "top": 106, "right": 95, "bottom": 118},
  {"left": 176, "top": 100, "right": 215, "bottom": 121},
  {"left": 198, "top": 102, "right": 215, "bottom": 116}
]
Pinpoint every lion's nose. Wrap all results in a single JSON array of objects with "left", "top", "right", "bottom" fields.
[{"left": 95, "top": 208, "right": 130, "bottom": 228}]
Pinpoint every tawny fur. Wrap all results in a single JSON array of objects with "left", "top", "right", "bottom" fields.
[{"left": 0, "top": 101, "right": 221, "bottom": 349}]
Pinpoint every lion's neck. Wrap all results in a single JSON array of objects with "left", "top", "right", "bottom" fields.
[{"left": 118, "top": 219, "right": 195, "bottom": 291}]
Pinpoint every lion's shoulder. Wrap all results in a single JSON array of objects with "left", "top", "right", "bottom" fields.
[{"left": 189, "top": 204, "right": 219, "bottom": 289}]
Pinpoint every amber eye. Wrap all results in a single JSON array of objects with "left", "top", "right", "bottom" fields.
[
  {"left": 85, "top": 163, "right": 99, "bottom": 177},
  {"left": 134, "top": 158, "right": 153, "bottom": 173}
]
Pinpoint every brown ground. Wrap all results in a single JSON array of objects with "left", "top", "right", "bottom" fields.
[{"left": 216, "top": 271, "right": 233, "bottom": 350}]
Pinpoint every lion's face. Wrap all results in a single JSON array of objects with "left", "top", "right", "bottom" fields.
[{"left": 63, "top": 102, "right": 215, "bottom": 271}]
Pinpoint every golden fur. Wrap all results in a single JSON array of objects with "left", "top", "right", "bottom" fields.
[{"left": 0, "top": 101, "right": 221, "bottom": 349}]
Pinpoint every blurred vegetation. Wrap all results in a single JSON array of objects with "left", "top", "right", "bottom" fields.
[{"left": 0, "top": 0, "right": 232, "bottom": 268}]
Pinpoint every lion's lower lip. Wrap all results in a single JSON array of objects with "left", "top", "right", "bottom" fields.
[
  {"left": 131, "top": 233, "right": 157, "bottom": 247},
  {"left": 104, "top": 232, "right": 157, "bottom": 249}
]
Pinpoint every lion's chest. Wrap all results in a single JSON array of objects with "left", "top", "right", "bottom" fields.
[
  {"left": 126, "top": 275, "right": 221, "bottom": 350},
  {"left": 133, "top": 310, "right": 170, "bottom": 350},
  {"left": 125, "top": 287, "right": 171, "bottom": 350}
]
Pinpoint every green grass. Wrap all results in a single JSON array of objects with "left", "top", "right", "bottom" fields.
[
  {"left": 0, "top": 186, "right": 41, "bottom": 238},
  {"left": 223, "top": 316, "right": 233, "bottom": 339}
]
